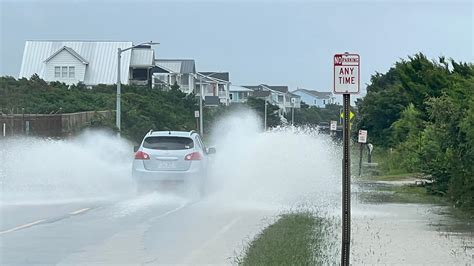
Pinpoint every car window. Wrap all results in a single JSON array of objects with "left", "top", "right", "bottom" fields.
[
  {"left": 143, "top": 136, "right": 194, "bottom": 150},
  {"left": 195, "top": 136, "right": 204, "bottom": 151}
]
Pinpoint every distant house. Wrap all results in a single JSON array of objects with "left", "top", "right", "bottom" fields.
[
  {"left": 152, "top": 59, "right": 196, "bottom": 94},
  {"left": 292, "top": 88, "right": 335, "bottom": 108},
  {"left": 197, "top": 72, "right": 231, "bottom": 106},
  {"left": 243, "top": 84, "right": 300, "bottom": 114},
  {"left": 19, "top": 40, "right": 155, "bottom": 86},
  {"left": 151, "top": 63, "right": 231, "bottom": 106},
  {"left": 229, "top": 85, "right": 253, "bottom": 103}
]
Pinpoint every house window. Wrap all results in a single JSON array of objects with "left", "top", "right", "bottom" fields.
[
  {"left": 323, "top": 100, "right": 326, "bottom": 105},
  {"left": 229, "top": 93, "right": 233, "bottom": 100},
  {"left": 181, "top": 74, "right": 189, "bottom": 85},
  {"left": 132, "top": 68, "right": 147, "bottom": 80},
  {"left": 54, "top": 67, "right": 61, "bottom": 77},
  {"left": 278, "top": 95, "right": 284, "bottom": 102},
  {"left": 61, "top": 66, "right": 68, "bottom": 77},
  {"left": 314, "top": 99, "right": 317, "bottom": 104},
  {"left": 68, "top": 66, "right": 75, "bottom": 78}
]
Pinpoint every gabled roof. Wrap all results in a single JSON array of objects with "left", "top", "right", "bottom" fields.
[
  {"left": 242, "top": 85, "right": 263, "bottom": 91},
  {"left": 43, "top": 46, "right": 89, "bottom": 65},
  {"left": 288, "top": 92, "right": 301, "bottom": 98},
  {"left": 243, "top": 84, "right": 288, "bottom": 94},
  {"left": 20, "top": 40, "right": 133, "bottom": 85},
  {"left": 155, "top": 59, "right": 196, "bottom": 74},
  {"left": 230, "top": 85, "right": 253, "bottom": 92},
  {"left": 263, "top": 85, "right": 288, "bottom": 93},
  {"left": 294, "top": 88, "right": 333, "bottom": 99},
  {"left": 199, "top": 72, "right": 229, "bottom": 82},
  {"left": 252, "top": 90, "right": 271, "bottom": 97},
  {"left": 198, "top": 72, "right": 230, "bottom": 84}
]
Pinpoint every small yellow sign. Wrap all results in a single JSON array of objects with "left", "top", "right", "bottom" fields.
[{"left": 340, "top": 111, "right": 355, "bottom": 120}]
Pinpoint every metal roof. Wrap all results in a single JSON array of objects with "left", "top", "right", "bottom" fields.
[
  {"left": 243, "top": 84, "right": 288, "bottom": 94},
  {"left": 288, "top": 92, "right": 301, "bottom": 98},
  {"left": 19, "top": 40, "right": 133, "bottom": 85},
  {"left": 155, "top": 59, "right": 196, "bottom": 74},
  {"left": 130, "top": 48, "right": 154, "bottom": 67},
  {"left": 242, "top": 85, "right": 264, "bottom": 91},
  {"left": 230, "top": 85, "right": 253, "bottom": 92},
  {"left": 262, "top": 84, "right": 288, "bottom": 93},
  {"left": 199, "top": 72, "right": 229, "bottom": 82},
  {"left": 294, "top": 89, "right": 333, "bottom": 99}
]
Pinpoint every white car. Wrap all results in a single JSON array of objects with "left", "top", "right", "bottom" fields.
[{"left": 132, "top": 130, "right": 215, "bottom": 195}]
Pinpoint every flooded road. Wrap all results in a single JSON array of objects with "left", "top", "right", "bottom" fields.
[
  {"left": 352, "top": 182, "right": 473, "bottom": 264},
  {"left": 1, "top": 113, "right": 472, "bottom": 264}
]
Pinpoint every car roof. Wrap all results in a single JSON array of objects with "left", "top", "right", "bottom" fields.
[{"left": 146, "top": 131, "right": 197, "bottom": 138}]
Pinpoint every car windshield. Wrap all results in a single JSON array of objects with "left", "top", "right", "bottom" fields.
[{"left": 143, "top": 136, "right": 194, "bottom": 150}]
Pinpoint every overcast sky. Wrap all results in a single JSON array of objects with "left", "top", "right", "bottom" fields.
[{"left": 1, "top": 0, "right": 472, "bottom": 96}]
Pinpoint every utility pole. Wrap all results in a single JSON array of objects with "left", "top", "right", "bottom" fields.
[
  {"left": 199, "top": 75, "right": 204, "bottom": 136},
  {"left": 116, "top": 48, "right": 122, "bottom": 134},
  {"left": 291, "top": 106, "right": 295, "bottom": 126},
  {"left": 358, "top": 143, "right": 364, "bottom": 177},
  {"left": 116, "top": 42, "right": 158, "bottom": 136},
  {"left": 264, "top": 99, "right": 268, "bottom": 131}
]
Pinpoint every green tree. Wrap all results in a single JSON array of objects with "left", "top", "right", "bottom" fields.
[{"left": 246, "top": 97, "right": 280, "bottom": 128}]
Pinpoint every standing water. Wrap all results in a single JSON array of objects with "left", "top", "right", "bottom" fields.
[{"left": 0, "top": 110, "right": 472, "bottom": 264}]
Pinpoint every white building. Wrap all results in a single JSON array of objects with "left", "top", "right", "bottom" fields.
[
  {"left": 19, "top": 40, "right": 155, "bottom": 86},
  {"left": 152, "top": 59, "right": 196, "bottom": 94},
  {"left": 292, "top": 88, "right": 335, "bottom": 108}
]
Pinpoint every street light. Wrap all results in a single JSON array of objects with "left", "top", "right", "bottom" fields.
[{"left": 116, "top": 41, "right": 159, "bottom": 134}]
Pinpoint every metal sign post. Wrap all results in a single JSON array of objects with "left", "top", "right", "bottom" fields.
[
  {"left": 334, "top": 52, "right": 360, "bottom": 266},
  {"left": 195, "top": 111, "right": 200, "bottom": 132},
  {"left": 358, "top": 130, "right": 368, "bottom": 176}
]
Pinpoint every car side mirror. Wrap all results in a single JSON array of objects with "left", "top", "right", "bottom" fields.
[
  {"left": 207, "top": 147, "right": 216, "bottom": 154},
  {"left": 133, "top": 146, "right": 139, "bottom": 152}
]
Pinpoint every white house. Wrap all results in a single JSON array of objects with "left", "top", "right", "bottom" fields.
[
  {"left": 292, "top": 88, "right": 335, "bottom": 108},
  {"left": 152, "top": 59, "right": 196, "bottom": 94},
  {"left": 19, "top": 40, "right": 155, "bottom": 86}
]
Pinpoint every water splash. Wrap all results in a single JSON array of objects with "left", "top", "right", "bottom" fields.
[
  {"left": 0, "top": 130, "right": 134, "bottom": 204},
  {"left": 205, "top": 109, "right": 342, "bottom": 212}
]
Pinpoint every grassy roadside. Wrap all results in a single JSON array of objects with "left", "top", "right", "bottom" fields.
[
  {"left": 237, "top": 212, "right": 335, "bottom": 265},
  {"left": 363, "top": 172, "right": 423, "bottom": 181},
  {"left": 359, "top": 183, "right": 445, "bottom": 205}
]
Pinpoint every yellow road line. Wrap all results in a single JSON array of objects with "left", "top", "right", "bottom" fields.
[
  {"left": 69, "top": 207, "right": 91, "bottom": 215},
  {"left": 0, "top": 219, "right": 46, "bottom": 236}
]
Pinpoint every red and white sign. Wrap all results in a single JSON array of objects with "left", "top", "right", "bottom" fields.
[
  {"left": 334, "top": 53, "right": 360, "bottom": 94},
  {"left": 358, "top": 130, "right": 367, "bottom": 143}
]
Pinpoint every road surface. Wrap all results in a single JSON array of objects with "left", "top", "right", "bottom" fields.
[
  {"left": 2, "top": 190, "right": 473, "bottom": 265},
  {"left": 1, "top": 193, "right": 276, "bottom": 265}
]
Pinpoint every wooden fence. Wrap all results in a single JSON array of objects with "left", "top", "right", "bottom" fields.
[{"left": 0, "top": 111, "right": 114, "bottom": 138}]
